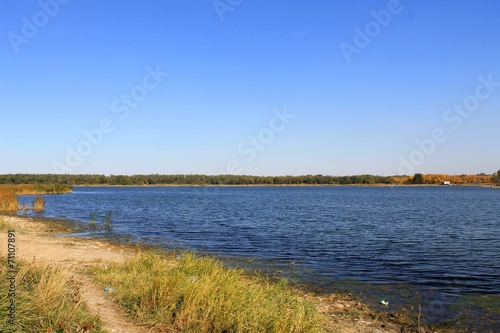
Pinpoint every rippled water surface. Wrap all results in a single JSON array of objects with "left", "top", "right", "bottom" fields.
[{"left": 20, "top": 186, "right": 500, "bottom": 330}]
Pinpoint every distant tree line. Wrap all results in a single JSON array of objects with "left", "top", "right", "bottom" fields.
[
  {"left": 493, "top": 170, "right": 500, "bottom": 185},
  {"left": 0, "top": 173, "right": 496, "bottom": 186},
  {"left": 400, "top": 173, "right": 494, "bottom": 185}
]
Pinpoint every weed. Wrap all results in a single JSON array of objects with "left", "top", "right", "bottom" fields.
[
  {"left": 0, "top": 218, "right": 13, "bottom": 231},
  {"left": 103, "top": 211, "right": 112, "bottom": 231},
  {"left": 32, "top": 195, "right": 46, "bottom": 212},
  {"left": 89, "top": 211, "right": 98, "bottom": 230}
]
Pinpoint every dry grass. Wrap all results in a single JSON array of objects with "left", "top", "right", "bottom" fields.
[
  {"left": 0, "top": 256, "right": 105, "bottom": 332},
  {"left": 32, "top": 195, "right": 46, "bottom": 212},
  {"left": 0, "top": 189, "right": 18, "bottom": 211},
  {"left": 90, "top": 251, "right": 327, "bottom": 333},
  {"left": 0, "top": 184, "right": 72, "bottom": 195},
  {"left": 0, "top": 184, "right": 71, "bottom": 212},
  {"left": 0, "top": 218, "right": 13, "bottom": 231}
]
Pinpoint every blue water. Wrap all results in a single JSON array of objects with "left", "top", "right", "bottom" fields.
[{"left": 19, "top": 186, "right": 500, "bottom": 330}]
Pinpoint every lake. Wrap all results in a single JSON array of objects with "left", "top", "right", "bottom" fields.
[{"left": 19, "top": 186, "right": 500, "bottom": 331}]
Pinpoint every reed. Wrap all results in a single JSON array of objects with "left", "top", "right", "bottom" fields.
[
  {"left": 0, "top": 189, "right": 18, "bottom": 211},
  {"left": 0, "top": 184, "right": 71, "bottom": 212},
  {"left": 0, "top": 184, "right": 72, "bottom": 195},
  {"left": 0, "top": 256, "right": 104, "bottom": 332},
  {"left": 32, "top": 195, "right": 46, "bottom": 212},
  {"left": 90, "top": 251, "right": 326, "bottom": 333},
  {"left": 89, "top": 211, "right": 98, "bottom": 229},
  {"left": 103, "top": 210, "right": 112, "bottom": 230}
]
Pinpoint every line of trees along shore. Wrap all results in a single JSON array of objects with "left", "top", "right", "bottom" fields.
[{"left": 0, "top": 173, "right": 496, "bottom": 186}]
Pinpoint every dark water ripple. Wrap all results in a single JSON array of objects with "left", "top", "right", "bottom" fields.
[{"left": 19, "top": 186, "right": 500, "bottom": 331}]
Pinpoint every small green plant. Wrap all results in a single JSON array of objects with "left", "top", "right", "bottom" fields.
[
  {"left": 89, "top": 211, "right": 98, "bottom": 229},
  {"left": 103, "top": 211, "right": 112, "bottom": 231}
]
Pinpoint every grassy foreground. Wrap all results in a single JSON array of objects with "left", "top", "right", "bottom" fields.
[
  {"left": 0, "top": 256, "right": 104, "bottom": 333},
  {"left": 89, "top": 251, "right": 326, "bottom": 333}
]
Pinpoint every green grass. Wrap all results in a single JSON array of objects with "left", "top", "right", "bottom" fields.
[
  {"left": 89, "top": 251, "right": 326, "bottom": 333},
  {"left": 0, "top": 256, "right": 104, "bottom": 333},
  {"left": 103, "top": 211, "right": 112, "bottom": 231},
  {"left": 89, "top": 211, "right": 98, "bottom": 229}
]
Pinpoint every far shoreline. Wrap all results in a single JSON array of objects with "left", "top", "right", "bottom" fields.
[{"left": 71, "top": 183, "right": 497, "bottom": 187}]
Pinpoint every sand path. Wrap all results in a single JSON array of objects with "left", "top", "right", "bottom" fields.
[{"left": 0, "top": 215, "right": 150, "bottom": 333}]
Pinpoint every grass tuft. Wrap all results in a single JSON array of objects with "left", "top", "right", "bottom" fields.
[
  {"left": 32, "top": 195, "right": 46, "bottom": 212},
  {"left": 0, "top": 218, "right": 13, "bottom": 231},
  {"left": 89, "top": 211, "right": 98, "bottom": 229},
  {"left": 89, "top": 251, "right": 326, "bottom": 333},
  {"left": 103, "top": 210, "right": 112, "bottom": 231}
]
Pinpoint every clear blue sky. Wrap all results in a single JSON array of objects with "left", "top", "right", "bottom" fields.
[{"left": 1, "top": 0, "right": 499, "bottom": 176}]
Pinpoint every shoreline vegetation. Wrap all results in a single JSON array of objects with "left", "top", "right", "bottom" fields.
[
  {"left": 0, "top": 184, "right": 72, "bottom": 212},
  {"left": 0, "top": 172, "right": 497, "bottom": 187},
  {"left": 1, "top": 215, "right": 462, "bottom": 333},
  {"left": 1, "top": 173, "right": 497, "bottom": 212}
]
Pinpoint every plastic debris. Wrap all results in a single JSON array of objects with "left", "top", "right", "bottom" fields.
[
  {"left": 103, "top": 286, "right": 116, "bottom": 293},
  {"left": 380, "top": 299, "right": 389, "bottom": 306}
]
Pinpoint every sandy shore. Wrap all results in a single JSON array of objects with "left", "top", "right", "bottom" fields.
[
  {"left": 0, "top": 215, "right": 149, "bottom": 333},
  {"left": 1, "top": 215, "right": 451, "bottom": 333}
]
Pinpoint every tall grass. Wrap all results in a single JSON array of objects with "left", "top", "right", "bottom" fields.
[
  {"left": 90, "top": 251, "right": 326, "bottom": 333},
  {"left": 0, "top": 256, "right": 104, "bottom": 332},
  {"left": 0, "top": 189, "right": 18, "bottom": 211},
  {"left": 32, "top": 195, "right": 46, "bottom": 212},
  {"left": 0, "top": 184, "right": 71, "bottom": 212},
  {"left": 89, "top": 211, "right": 98, "bottom": 229},
  {"left": 0, "top": 184, "right": 72, "bottom": 195},
  {"left": 103, "top": 210, "right": 112, "bottom": 230}
]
